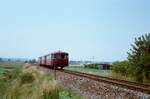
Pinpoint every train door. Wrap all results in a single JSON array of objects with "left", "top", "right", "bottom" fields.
[
  {"left": 44, "top": 56, "right": 47, "bottom": 65},
  {"left": 39, "top": 57, "right": 42, "bottom": 65}
]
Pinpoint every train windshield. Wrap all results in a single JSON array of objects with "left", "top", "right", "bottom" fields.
[
  {"left": 51, "top": 53, "right": 68, "bottom": 59},
  {"left": 51, "top": 54, "right": 57, "bottom": 59},
  {"left": 61, "top": 54, "right": 68, "bottom": 59}
]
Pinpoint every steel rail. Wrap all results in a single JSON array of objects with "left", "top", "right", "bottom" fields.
[
  {"left": 59, "top": 69, "right": 150, "bottom": 94},
  {"left": 32, "top": 64, "right": 150, "bottom": 94}
]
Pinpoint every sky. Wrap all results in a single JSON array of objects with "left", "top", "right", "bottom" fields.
[{"left": 0, "top": 0, "right": 150, "bottom": 61}]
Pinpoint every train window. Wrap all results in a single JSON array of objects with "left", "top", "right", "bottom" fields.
[
  {"left": 47, "top": 55, "right": 50, "bottom": 60},
  {"left": 51, "top": 54, "right": 54, "bottom": 59},
  {"left": 61, "top": 54, "right": 65, "bottom": 59},
  {"left": 51, "top": 54, "right": 55, "bottom": 59},
  {"left": 57, "top": 54, "right": 60, "bottom": 59},
  {"left": 51, "top": 53, "right": 68, "bottom": 59},
  {"left": 65, "top": 55, "right": 68, "bottom": 59},
  {"left": 51, "top": 54, "right": 53, "bottom": 59},
  {"left": 56, "top": 55, "right": 59, "bottom": 59},
  {"left": 52, "top": 54, "right": 57, "bottom": 59},
  {"left": 61, "top": 54, "right": 68, "bottom": 59}
]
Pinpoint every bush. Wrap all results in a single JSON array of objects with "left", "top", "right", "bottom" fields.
[
  {"left": 112, "top": 60, "right": 130, "bottom": 76},
  {"left": 84, "top": 64, "right": 99, "bottom": 69},
  {"left": 43, "top": 87, "right": 59, "bottom": 99},
  {"left": 20, "top": 72, "right": 35, "bottom": 84}
]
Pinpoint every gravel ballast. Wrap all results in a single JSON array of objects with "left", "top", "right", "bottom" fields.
[{"left": 37, "top": 66, "right": 150, "bottom": 99}]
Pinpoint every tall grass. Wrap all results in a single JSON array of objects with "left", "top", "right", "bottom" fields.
[{"left": 0, "top": 63, "right": 83, "bottom": 99}]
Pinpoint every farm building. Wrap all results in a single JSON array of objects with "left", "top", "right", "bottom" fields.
[
  {"left": 97, "top": 63, "right": 112, "bottom": 70},
  {"left": 84, "top": 62, "right": 112, "bottom": 70}
]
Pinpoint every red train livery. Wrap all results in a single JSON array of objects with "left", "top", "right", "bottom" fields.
[{"left": 38, "top": 51, "right": 69, "bottom": 69}]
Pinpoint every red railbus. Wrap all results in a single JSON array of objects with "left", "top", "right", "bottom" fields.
[{"left": 38, "top": 51, "right": 69, "bottom": 69}]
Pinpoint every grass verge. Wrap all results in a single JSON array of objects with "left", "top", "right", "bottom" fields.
[
  {"left": 65, "top": 65, "right": 111, "bottom": 76},
  {"left": 0, "top": 63, "right": 83, "bottom": 99}
]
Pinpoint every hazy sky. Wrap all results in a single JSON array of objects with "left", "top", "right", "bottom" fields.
[{"left": 0, "top": 0, "right": 150, "bottom": 61}]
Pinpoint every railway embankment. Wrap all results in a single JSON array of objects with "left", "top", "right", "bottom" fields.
[
  {"left": 37, "top": 66, "right": 150, "bottom": 99},
  {"left": 0, "top": 63, "right": 83, "bottom": 99}
]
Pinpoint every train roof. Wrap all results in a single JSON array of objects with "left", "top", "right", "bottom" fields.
[
  {"left": 51, "top": 51, "right": 68, "bottom": 54},
  {"left": 39, "top": 51, "right": 68, "bottom": 58}
]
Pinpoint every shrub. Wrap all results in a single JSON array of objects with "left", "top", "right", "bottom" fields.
[
  {"left": 43, "top": 88, "right": 59, "bottom": 99},
  {"left": 20, "top": 72, "right": 35, "bottom": 84},
  {"left": 112, "top": 60, "right": 130, "bottom": 76},
  {"left": 84, "top": 64, "right": 99, "bottom": 69}
]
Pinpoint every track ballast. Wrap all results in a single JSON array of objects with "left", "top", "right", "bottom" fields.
[{"left": 59, "top": 69, "right": 150, "bottom": 94}]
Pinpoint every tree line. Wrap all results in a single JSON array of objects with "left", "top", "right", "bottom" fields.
[{"left": 112, "top": 33, "right": 150, "bottom": 82}]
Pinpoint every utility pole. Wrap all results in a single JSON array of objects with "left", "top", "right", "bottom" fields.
[
  {"left": 92, "top": 56, "right": 95, "bottom": 63},
  {"left": 54, "top": 65, "right": 56, "bottom": 80}
]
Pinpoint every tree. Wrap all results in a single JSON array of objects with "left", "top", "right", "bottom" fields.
[
  {"left": 0, "top": 58, "right": 2, "bottom": 62},
  {"left": 127, "top": 33, "right": 150, "bottom": 82},
  {"left": 28, "top": 59, "right": 37, "bottom": 64}
]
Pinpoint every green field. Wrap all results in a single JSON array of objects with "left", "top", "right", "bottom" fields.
[
  {"left": 0, "top": 62, "right": 23, "bottom": 77},
  {"left": 65, "top": 65, "right": 142, "bottom": 82},
  {"left": 65, "top": 65, "right": 112, "bottom": 77}
]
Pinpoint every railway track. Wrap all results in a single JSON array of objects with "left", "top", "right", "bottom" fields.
[
  {"left": 59, "top": 69, "right": 150, "bottom": 94},
  {"left": 32, "top": 64, "right": 150, "bottom": 94}
]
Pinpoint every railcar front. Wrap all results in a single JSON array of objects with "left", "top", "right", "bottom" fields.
[{"left": 51, "top": 51, "right": 68, "bottom": 69}]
